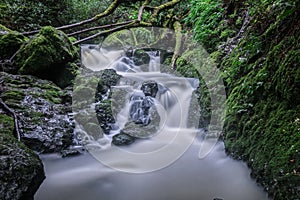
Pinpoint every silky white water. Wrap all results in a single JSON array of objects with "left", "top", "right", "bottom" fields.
[{"left": 35, "top": 46, "right": 269, "bottom": 200}]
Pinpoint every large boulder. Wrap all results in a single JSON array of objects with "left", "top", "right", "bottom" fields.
[
  {"left": 0, "top": 72, "right": 75, "bottom": 153},
  {"left": 0, "top": 113, "right": 45, "bottom": 200},
  {"left": 15, "top": 26, "right": 79, "bottom": 88}
]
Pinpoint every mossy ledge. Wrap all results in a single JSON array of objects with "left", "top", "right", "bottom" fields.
[{"left": 186, "top": 0, "right": 300, "bottom": 199}]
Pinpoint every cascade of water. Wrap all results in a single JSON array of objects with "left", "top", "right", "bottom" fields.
[{"left": 148, "top": 51, "right": 160, "bottom": 72}]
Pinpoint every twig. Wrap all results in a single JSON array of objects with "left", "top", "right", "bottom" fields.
[{"left": 0, "top": 98, "right": 21, "bottom": 141}]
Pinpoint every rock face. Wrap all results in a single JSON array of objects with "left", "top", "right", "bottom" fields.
[
  {"left": 15, "top": 26, "right": 79, "bottom": 88},
  {"left": 0, "top": 72, "right": 75, "bottom": 153},
  {"left": 0, "top": 113, "right": 45, "bottom": 200}
]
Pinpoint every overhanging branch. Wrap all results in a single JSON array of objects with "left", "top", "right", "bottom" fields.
[
  {"left": 73, "top": 20, "right": 141, "bottom": 45},
  {"left": 67, "top": 20, "right": 134, "bottom": 37}
]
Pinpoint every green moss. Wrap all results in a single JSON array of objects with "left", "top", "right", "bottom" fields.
[
  {"left": 1, "top": 90, "right": 25, "bottom": 101},
  {"left": 0, "top": 25, "right": 28, "bottom": 60},
  {"left": 184, "top": 0, "right": 300, "bottom": 198},
  {"left": 15, "top": 26, "right": 79, "bottom": 88},
  {"left": 0, "top": 114, "right": 14, "bottom": 136}
]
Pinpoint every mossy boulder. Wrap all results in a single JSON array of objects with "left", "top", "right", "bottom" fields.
[
  {"left": 15, "top": 26, "right": 79, "bottom": 88},
  {"left": 0, "top": 113, "right": 45, "bottom": 200}
]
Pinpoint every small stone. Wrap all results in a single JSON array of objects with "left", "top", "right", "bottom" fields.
[{"left": 112, "top": 133, "right": 135, "bottom": 146}]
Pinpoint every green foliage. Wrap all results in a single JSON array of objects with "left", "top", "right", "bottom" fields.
[
  {"left": 0, "top": 0, "right": 73, "bottom": 31},
  {"left": 69, "top": 0, "right": 112, "bottom": 23},
  {"left": 184, "top": 0, "right": 224, "bottom": 52}
]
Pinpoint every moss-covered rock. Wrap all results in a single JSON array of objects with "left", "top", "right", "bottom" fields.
[
  {"left": 15, "top": 26, "right": 79, "bottom": 88},
  {"left": 0, "top": 113, "right": 45, "bottom": 200},
  {"left": 0, "top": 72, "right": 75, "bottom": 153}
]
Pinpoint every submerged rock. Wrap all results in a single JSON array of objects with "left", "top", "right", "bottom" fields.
[
  {"left": 0, "top": 113, "right": 45, "bottom": 200},
  {"left": 112, "top": 132, "right": 135, "bottom": 146},
  {"left": 15, "top": 26, "right": 79, "bottom": 88}
]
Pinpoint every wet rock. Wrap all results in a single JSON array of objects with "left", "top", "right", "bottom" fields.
[
  {"left": 0, "top": 113, "right": 45, "bottom": 200},
  {"left": 112, "top": 133, "right": 135, "bottom": 146},
  {"left": 141, "top": 80, "right": 158, "bottom": 97},
  {"left": 133, "top": 49, "right": 150, "bottom": 66},
  {"left": 60, "top": 148, "right": 82, "bottom": 158},
  {"left": 129, "top": 95, "right": 154, "bottom": 126},
  {"left": 94, "top": 69, "right": 122, "bottom": 134},
  {"left": 213, "top": 198, "right": 224, "bottom": 200},
  {"left": 0, "top": 72, "right": 75, "bottom": 153},
  {"left": 121, "top": 107, "right": 160, "bottom": 138},
  {"left": 100, "top": 69, "right": 122, "bottom": 87},
  {"left": 15, "top": 26, "right": 79, "bottom": 88},
  {"left": 95, "top": 100, "right": 115, "bottom": 134}
]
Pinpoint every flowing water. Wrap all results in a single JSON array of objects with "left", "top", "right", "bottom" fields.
[{"left": 35, "top": 46, "right": 269, "bottom": 200}]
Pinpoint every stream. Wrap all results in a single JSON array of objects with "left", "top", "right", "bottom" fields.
[{"left": 35, "top": 44, "right": 269, "bottom": 200}]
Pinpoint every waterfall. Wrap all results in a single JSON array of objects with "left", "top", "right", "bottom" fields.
[{"left": 35, "top": 45, "right": 269, "bottom": 200}]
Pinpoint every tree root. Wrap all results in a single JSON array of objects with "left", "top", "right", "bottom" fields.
[{"left": 0, "top": 98, "right": 21, "bottom": 141}]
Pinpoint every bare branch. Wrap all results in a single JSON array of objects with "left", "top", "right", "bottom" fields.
[
  {"left": 138, "top": 0, "right": 152, "bottom": 21},
  {"left": 171, "top": 21, "right": 182, "bottom": 69},
  {"left": 0, "top": 98, "right": 21, "bottom": 141}
]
